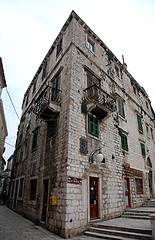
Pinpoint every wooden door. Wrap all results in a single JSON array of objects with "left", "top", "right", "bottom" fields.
[
  {"left": 41, "top": 179, "right": 49, "bottom": 222},
  {"left": 90, "top": 177, "right": 99, "bottom": 219},
  {"left": 124, "top": 177, "right": 131, "bottom": 208}
]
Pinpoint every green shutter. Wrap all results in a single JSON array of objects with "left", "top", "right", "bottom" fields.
[
  {"left": 88, "top": 114, "right": 99, "bottom": 137},
  {"left": 118, "top": 99, "right": 125, "bottom": 118},
  {"left": 121, "top": 133, "right": 128, "bottom": 151},
  {"left": 140, "top": 143, "right": 145, "bottom": 156},
  {"left": 137, "top": 114, "right": 143, "bottom": 132}
]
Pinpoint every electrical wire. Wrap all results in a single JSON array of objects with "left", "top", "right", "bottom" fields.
[{"left": 5, "top": 88, "right": 20, "bottom": 120}]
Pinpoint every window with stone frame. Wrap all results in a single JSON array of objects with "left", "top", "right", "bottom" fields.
[
  {"left": 85, "top": 69, "right": 100, "bottom": 88},
  {"left": 56, "top": 38, "right": 62, "bottom": 57},
  {"left": 135, "top": 178, "right": 143, "bottom": 194},
  {"left": 119, "top": 130, "right": 128, "bottom": 151},
  {"left": 30, "top": 179, "right": 37, "bottom": 201},
  {"left": 118, "top": 98, "right": 125, "bottom": 118},
  {"left": 47, "top": 119, "right": 57, "bottom": 138},
  {"left": 24, "top": 139, "right": 29, "bottom": 159},
  {"left": 31, "top": 128, "right": 39, "bottom": 151},
  {"left": 140, "top": 143, "right": 145, "bottom": 157},
  {"left": 115, "top": 65, "right": 120, "bottom": 78},
  {"left": 87, "top": 37, "right": 95, "bottom": 52},
  {"left": 137, "top": 114, "right": 143, "bottom": 133},
  {"left": 150, "top": 127, "right": 154, "bottom": 140},
  {"left": 88, "top": 114, "right": 99, "bottom": 137},
  {"left": 18, "top": 178, "right": 24, "bottom": 198}
]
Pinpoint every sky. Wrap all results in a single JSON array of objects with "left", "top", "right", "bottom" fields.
[{"left": 0, "top": 0, "right": 155, "bottom": 160}]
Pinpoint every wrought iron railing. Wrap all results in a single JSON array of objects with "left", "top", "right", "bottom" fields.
[
  {"left": 83, "top": 84, "right": 116, "bottom": 112},
  {"left": 33, "top": 86, "right": 61, "bottom": 115}
]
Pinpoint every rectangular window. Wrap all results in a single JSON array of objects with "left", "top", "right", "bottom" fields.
[
  {"left": 140, "top": 143, "right": 145, "bottom": 157},
  {"left": 18, "top": 178, "right": 24, "bottom": 198},
  {"left": 119, "top": 131, "right": 128, "bottom": 151},
  {"left": 135, "top": 178, "right": 143, "bottom": 194},
  {"left": 24, "top": 139, "right": 29, "bottom": 159},
  {"left": 47, "top": 119, "right": 57, "bottom": 138},
  {"left": 115, "top": 66, "right": 120, "bottom": 77},
  {"left": 88, "top": 114, "right": 99, "bottom": 137},
  {"left": 32, "top": 128, "right": 39, "bottom": 150},
  {"left": 87, "top": 38, "right": 95, "bottom": 52},
  {"left": 118, "top": 98, "right": 125, "bottom": 118},
  {"left": 56, "top": 38, "right": 62, "bottom": 56},
  {"left": 86, "top": 69, "right": 100, "bottom": 87},
  {"left": 150, "top": 127, "right": 154, "bottom": 140},
  {"left": 137, "top": 114, "right": 143, "bottom": 132},
  {"left": 30, "top": 179, "right": 37, "bottom": 201}
]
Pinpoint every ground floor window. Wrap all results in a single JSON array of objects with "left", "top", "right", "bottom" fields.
[{"left": 135, "top": 178, "right": 143, "bottom": 194}]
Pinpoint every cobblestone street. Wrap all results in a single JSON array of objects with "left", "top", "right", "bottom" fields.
[{"left": 0, "top": 206, "right": 97, "bottom": 240}]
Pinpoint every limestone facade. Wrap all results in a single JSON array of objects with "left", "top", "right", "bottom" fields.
[{"left": 9, "top": 11, "right": 155, "bottom": 238}]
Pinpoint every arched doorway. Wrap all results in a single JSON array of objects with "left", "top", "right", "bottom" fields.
[{"left": 146, "top": 157, "right": 153, "bottom": 198}]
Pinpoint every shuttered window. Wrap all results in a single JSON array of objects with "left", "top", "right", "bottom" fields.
[
  {"left": 118, "top": 98, "right": 125, "bottom": 118},
  {"left": 137, "top": 114, "right": 143, "bottom": 132},
  {"left": 88, "top": 114, "right": 99, "bottom": 137}
]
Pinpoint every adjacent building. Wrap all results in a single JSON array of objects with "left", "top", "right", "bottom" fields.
[
  {"left": 9, "top": 11, "right": 155, "bottom": 238},
  {"left": 0, "top": 57, "right": 8, "bottom": 196}
]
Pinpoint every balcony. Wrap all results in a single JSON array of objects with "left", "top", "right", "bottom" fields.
[
  {"left": 82, "top": 84, "right": 116, "bottom": 119},
  {"left": 33, "top": 86, "right": 61, "bottom": 121}
]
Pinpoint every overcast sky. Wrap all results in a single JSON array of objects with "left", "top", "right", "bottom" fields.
[{"left": 0, "top": 0, "right": 155, "bottom": 160}]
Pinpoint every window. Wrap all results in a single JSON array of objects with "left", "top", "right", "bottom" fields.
[
  {"left": 18, "top": 178, "right": 24, "bottom": 198},
  {"left": 32, "top": 128, "right": 39, "bottom": 150},
  {"left": 87, "top": 38, "right": 95, "bottom": 52},
  {"left": 86, "top": 69, "right": 100, "bottom": 87},
  {"left": 30, "top": 179, "right": 37, "bottom": 201},
  {"left": 118, "top": 98, "right": 125, "bottom": 118},
  {"left": 56, "top": 38, "right": 62, "bottom": 56},
  {"left": 115, "top": 66, "right": 120, "bottom": 77},
  {"left": 150, "top": 127, "right": 154, "bottom": 140},
  {"left": 135, "top": 178, "right": 143, "bottom": 194},
  {"left": 32, "top": 80, "right": 37, "bottom": 94},
  {"left": 88, "top": 114, "right": 99, "bottom": 137},
  {"left": 146, "top": 124, "right": 149, "bottom": 136},
  {"left": 119, "top": 130, "right": 128, "bottom": 151},
  {"left": 47, "top": 119, "right": 57, "bottom": 138},
  {"left": 51, "top": 72, "right": 60, "bottom": 101},
  {"left": 24, "top": 139, "right": 29, "bottom": 159},
  {"left": 137, "top": 114, "right": 143, "bottom": 132},
  {"left": 140, "top": 143, "right": 145, "bottom": 157}
]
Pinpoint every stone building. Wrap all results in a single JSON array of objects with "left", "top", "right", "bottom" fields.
[
  {"left": 0, "top": 57, "right": 8, "bottom": 195},
  {"left": 9, "top": 11, "right": 155, "bottom": 238}
]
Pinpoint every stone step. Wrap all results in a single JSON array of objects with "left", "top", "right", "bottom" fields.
[
  {"left": 94, "top": 224, "right": 152, "bottom": 235},
  {"left": 85, "top": 231, "right": 138, "bottom": 239},
  {"left": 123, "top": 211, "right": 151, "bottom": 216},
  {"left": 85, "top": 226, "right": 152, "bottom": 239},
  {"left": 122, "top": 214, "right": 150, "bottom": 220}
]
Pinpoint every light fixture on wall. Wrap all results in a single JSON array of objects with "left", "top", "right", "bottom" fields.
[{"left": 89, "top": 147, "right": 105, "bottom": 164}]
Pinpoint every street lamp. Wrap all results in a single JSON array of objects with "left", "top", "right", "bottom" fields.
[{"left": 89, "top": 147, "right": 105, "bottom": 164}]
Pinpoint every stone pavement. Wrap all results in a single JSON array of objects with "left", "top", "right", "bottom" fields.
[{"left": 0, "top": 206, "right": 98, "bottom": 240}]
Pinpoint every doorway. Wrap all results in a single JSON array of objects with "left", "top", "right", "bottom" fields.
[
  {"left": 13, "top": 180, "right": 19, "bottom": 209},
  {"left": 124, "top": 177, "right": 131, "bottom": 208},
  {"left": 89, "top": 177, "right": 99, "bottom": 219},
  {"left": 41, "top": 179, "right": 49, "bottom": 222}
]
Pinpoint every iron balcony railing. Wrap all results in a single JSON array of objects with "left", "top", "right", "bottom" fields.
[
  {"left": 33, "top": 86, "right": 61, "bottom": 115},
  {"left": 83, "top": 84, "right": 116, "bottom": 112}
]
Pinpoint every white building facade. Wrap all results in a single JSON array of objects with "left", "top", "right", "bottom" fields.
[{"left": 9, "top": 11, "right": 155, "bottom": 238}]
